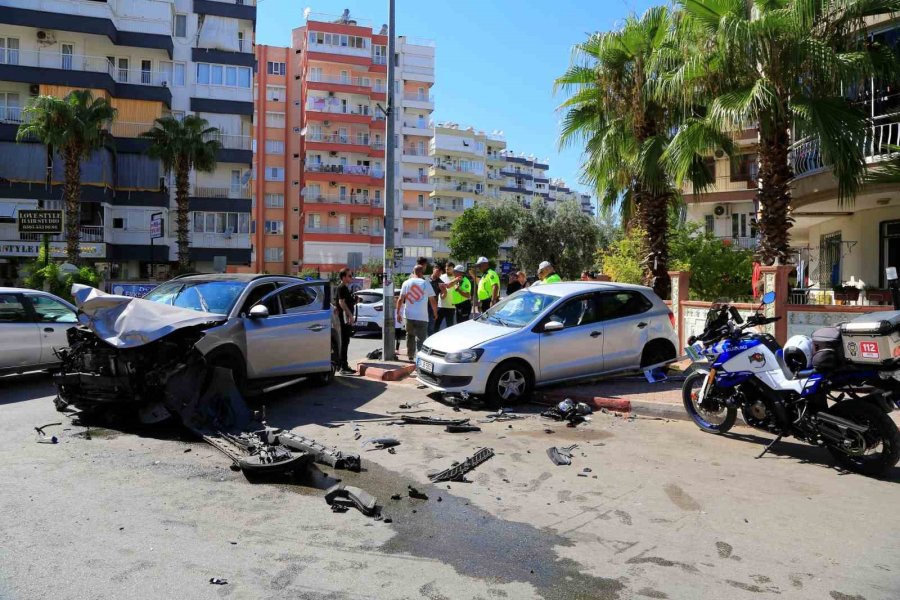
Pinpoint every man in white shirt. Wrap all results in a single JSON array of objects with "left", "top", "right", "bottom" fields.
[{"left": 396, "top": 264, "right": 438, "bottom": 361}]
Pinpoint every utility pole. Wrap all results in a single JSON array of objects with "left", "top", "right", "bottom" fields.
[{"left": 382, "top": 0, "right": 397, "bottom": 360}]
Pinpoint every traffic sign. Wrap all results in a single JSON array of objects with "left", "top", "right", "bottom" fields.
[{"left": 17, "top": 210, "right": 63, "bottom": 234}]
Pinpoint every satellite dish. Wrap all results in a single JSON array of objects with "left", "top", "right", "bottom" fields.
[{"left": 303, "top": 7, "right": 311, "bottom": 19}]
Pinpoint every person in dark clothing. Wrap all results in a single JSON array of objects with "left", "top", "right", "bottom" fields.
[
  {"left": 427, "top": 262, "right": 444, "bottom": 335},
  {"left": 336, "top": 268, "right": 356, "bottom": 375},
  {"left": 506, "top": 270, "right": 526, "bottom": 296}
]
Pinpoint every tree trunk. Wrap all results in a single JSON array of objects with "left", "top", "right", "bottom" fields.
[
  {"left": 63, "top": 145, "right": 82, "bottom": 263},
  {"left": 174, "top": 157, "right": 191, "bottom": 272},
  {"left": 641, "top": 192, "right": 671, "bottom": 299},
  {"left": 756, "top": 121, "right": 793, "bottom": 265}
]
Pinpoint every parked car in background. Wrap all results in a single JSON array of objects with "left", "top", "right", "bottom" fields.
[
  {"left": 0, "top": 287, "right": 79, "bottom": 376},
  {"left": 55, "top": 274, "right": 340, "bottom": 419},
  {"left": 416, "top": 282, "right": 678, "bottom": 405},
  {"left": 352, "top": 288, "right": 404, "bottom": 334}
]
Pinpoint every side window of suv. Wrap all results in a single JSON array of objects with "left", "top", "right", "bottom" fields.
[
  {"left": 598, "top": 291, "right": 652, "bottom": 321},
  {"left": 280, "top": 285, "right": 319, "bottom": 314},
  {"left": 240, "top": 282, "right": 278, "bottom": 316}
]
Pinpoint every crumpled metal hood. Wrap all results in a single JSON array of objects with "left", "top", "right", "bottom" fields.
[{"left": 71, "top": 284, "right": 227, "bottom": 349}]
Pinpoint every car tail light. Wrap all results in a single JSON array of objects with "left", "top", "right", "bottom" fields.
[
  {"left": 374, "top": 305, "right": 383, "bottom": 312},
  {"left": 668, "top": 311, "right": 676, "bottom": 329}
]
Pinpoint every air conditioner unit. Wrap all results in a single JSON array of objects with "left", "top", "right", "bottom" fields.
[
  {"left": 323, "top": 120, "right": 330, "bottom": 127},
  {"left": 329, "top": 151, "right": 337, "bottom": 156},
  {"left": 714, "top": 148, "right": 725, "bottom": 159},
  {"left": 328, "top": 211, "right": 337, "bottom": 217},
  {"left": 28, "top": 84, "right": 40, "bottom": 96},
  {"left": 713, "top": 204, "right": 731, "bottom": 218},
  {"left": 328, "top": 91, "right": 335, "bottom": 97},
  {"left": 36, "top": 30, "right": 56, "bottom": 45}
]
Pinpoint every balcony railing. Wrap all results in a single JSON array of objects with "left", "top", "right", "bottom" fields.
[
  {"left": 307, "top": 133, "right": 376, "bottom": 148},
  {"left": 372, "top": 55, "right": 387, "bottom": 65},
  {"left": 402, "top": 120, "right": 433, "bottom": 130},
  {"left": 431, "top": 224, "right": 452, "bottom": 232},
  {"left": 403, "top": 93, "right": 434, "bottom": 103},
  {"left": 432, "top": 202, "right": 466, "bottom": 212},
  {"left": 432, "top": 163, "right": 484, "bottom": 175},
  {"left": 305, "top": 225, "right": 383, "bottom": 235},
  {"left": 306, "top": 193, "right": 382, "bottom": 206},
  {"left": 190, "top": 232, "right": 250, "bottom": 249},
  {"left": 402, "top": 146, "right": 429, "bottom": 156},
  {"left": 402, "top": 175, "right": 430, "bottom": 184},
  {"left": 305, "top": 164, "right": 384, "bottom": 178},
  {"left": 18, "top": 225, "right": 104, "bottom": 243},
  {"left": 1, "top": 49, "right": 168, "bottom": 87},
  {"left": 721, "top": 236, "right": 759, "bottom": 249},
  {"left": 432, "top": 182, "right": 482, "bottom": 193},
  {"left": 307, "top": 74, "right": 370, "bottom": 86},
  {"left": 402, "top": 231, "right": 430, "bottom": 238},
  {"left": 0, "top": 106, "right": 24, "bottom": 124},
  {"left": 790, "top": 114, "right": 900, "bottom": 177},
  {"left": 191, "top": 185, "right": 251, "bottom": 198},
  {"left": 306, "top": 100, "right": 375, "bottom": 117},
  {"left": 206, "top": 131, "right": 252, "bottom": 150},
  {"left": 402, "top": 204, "right": 431, "bottom": 212}
]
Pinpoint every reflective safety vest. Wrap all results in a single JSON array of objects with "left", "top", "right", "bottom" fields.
[
  {"left": 450, "top": 276, "right": 471, "bottom": 305},
  {"left": 478, "top": 269, "right": 499, "bottom": 301},
  {"left": 545, "top": 273, "right": 562, "bottom": 284}
]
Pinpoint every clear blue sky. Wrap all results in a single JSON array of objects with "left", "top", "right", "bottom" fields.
[{"left": 256, "top": 0, "right": 658, "bottom": 200}]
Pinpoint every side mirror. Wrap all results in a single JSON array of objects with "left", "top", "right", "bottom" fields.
[
  {"left": 762, "top": 291, "right": 776, "bottom": 305},
  {"left": 543, "top": 320, "right": 564, "bottom": 333},
  {"left": 248, "top": 304, "right": 269, "bottom": 319}
]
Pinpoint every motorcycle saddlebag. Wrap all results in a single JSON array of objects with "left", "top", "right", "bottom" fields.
[
  {"left": 811, "top": 327, "right": 842, "bottom": 372},
  {"left": 839, "top": 311, "right": 900, "bottom": 368}
]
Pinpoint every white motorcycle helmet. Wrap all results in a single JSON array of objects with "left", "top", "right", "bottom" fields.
[{"left": 783, "top": 335, "right": 814, "bottom": 372}]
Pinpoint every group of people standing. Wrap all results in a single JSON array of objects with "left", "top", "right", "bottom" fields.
[{"left": 335, "top": 258, "right": 570, "bottom": 374}]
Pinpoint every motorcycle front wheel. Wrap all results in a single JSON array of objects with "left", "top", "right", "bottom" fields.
[
  {"left": 682, "top": 371, "right": 737, "bottom": 434},
  {"left": 824, "top": 401, "right": 900, "bottom": 477}
]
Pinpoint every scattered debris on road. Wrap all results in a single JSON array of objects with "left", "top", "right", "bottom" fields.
[
  {"left": 397, "top": 415, "right": 470, "bottom": 426},
  {"left": 541, "top": 399, "right": 593, "bottom": 426},
  {"left": 478, "top": 409, "right": 526, "bottom": 423},
  {"left": 428, "top": 447, "right": 495, "bottom": 483},
  {"left": 34, "top": 422, "right": 61, "bottom": 444},
  {"left": 445, "top": 424, "right": 481, "bottom": 433},
  {"left": 407, "top": 485, "right": 429, "bottom": 500},
  {"left": 362, "top": 437, "right": 401, "bottom": 450},
  {"left": 209, "top": 578, "right": 228, "bottom": 585},
  {"left": 547, "top": 445, "right": 578, "bottom": 466},
  {"left": 325, "top": 484, "right": 378, "bottom": 516}
]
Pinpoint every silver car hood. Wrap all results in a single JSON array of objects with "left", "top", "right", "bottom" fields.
[
  {"left": 424, "top": 318, "right": 514, "bottom": 352},
  {"left": 71, "top": 284, "right": 227, "bottom": 349}
]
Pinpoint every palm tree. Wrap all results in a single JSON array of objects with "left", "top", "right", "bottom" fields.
[
  {"left": 142, "top": 115, "right": 220, "bottom": 272},
  {"left": 670, "top": 0, "right": 900, "bottom": 265},
  {"left": 555, "top": 6, "right": 722, "bottom": 298},
  {"left": 17, "top": 90, "right": 116, "bottom": 262}
]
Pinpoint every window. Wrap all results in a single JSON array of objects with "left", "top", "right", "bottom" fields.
[
  {"left": 192, "top": 211, "right": 249, "bottom": 234},
  {"left": 417, "top": 194, "right": 425, "bottom": 208},
  {"left": 881, "top": 220, "right": 900, "bottom": 287},
  {"left": 174, "top": 14, "right": 187, "bottom": 38},
  {"left": 0, "top": 92, "right": 21, "bottom": 123},
  {"left": 265, "top": 193, "right": 284, "bottom": 208},
  {"left": 196, "top": 63, "right": 251, "bottom": 88},
  {"left": 61, "top": 44, "right": 74, "bottom": 71},
  {"left": 197, "top": 63, "right": 210, "bottom": 84},
  {"left": 278, "top": 285, "right": 319, "bottom": 314},
  {"left": 211, "top": 64, "right": 223, "bottom": 85},
  {"left": 265, "top": 112, "right": 285, "bottom": 128},
  {"left": 265, "top": 167, "right": 284, "bottom": 181},
  {"left": 160, "top": 61, "right": 185, "bottom": 87},
  {"left": 308, "top": 214, "right": 321, "bottom": 228},
  {"left": 117, "top": 58, "right": 129, "bottom": 82},
  {"left": 238, "top": 30, "right": 245, "bottom": 53},
  {"left": 704, "top": 214, "right": 714, "bottom": 235},
  {"left": 225, "top": 65, "right": 237, "bottom": 87},
  {"left": 112, "top": 218, "right": 127, "bottom": 229},
  {"left": 27, "top": 295, "right": 76, "bottom": 323},
  {"left": 730, "top": 153, "right": 758, "bottom": 182},
  {"left": 820, "top": 231, "right": 843, "bottom": 287},
  {"left": 0, "top": 38, "right": 20, "bottom": 65},
  {"left": 598, "top": 292, "right": 652, "bottom": 321},
  {"left": 266, "top": 85, "right": 285, "bottom": 101},
  {"left": 0, "top": 293, "right": 27, "bottom": 322},
  {"left": 265, "top": 139, "right": 284, "bottom": 154},
  {"left": 547, "top": 294, "right": 600, "bottom": 329},
  {"left": 264, "top": 247, "right": 284, "bottom": 262},
  {"left": 267, "top": 61, "right": 286, "bottom": 76},
  {"left": 264, "top": 220, "right": 284, "bottom": 235}
]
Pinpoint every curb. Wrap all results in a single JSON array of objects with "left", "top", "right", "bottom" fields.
[
  {"left": 356, "top": 361, "right": 416, "bottom": 382},
  {"left": 533, "top": 390, "right": 689, "bottom": 421}
]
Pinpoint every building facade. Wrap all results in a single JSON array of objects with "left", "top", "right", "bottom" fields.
[{"left": 0, "top": 0, "right": 256, "bottom": 282}]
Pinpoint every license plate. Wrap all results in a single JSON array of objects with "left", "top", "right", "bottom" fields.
[
  {"left": 685, "top": 344, "right": 703, "bottom": 362},
  {"left": 417, "top": 358, "right": 433, "bottom": 374}
]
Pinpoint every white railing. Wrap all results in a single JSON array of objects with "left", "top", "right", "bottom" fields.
[
  {"left": 307, "top": 133, "right": 375, "bottom": 147},
  {"left": 431, "top": 224, "right": 452, "bottom": 233},
  {"left": 19, "top": 225, "right": 104, "bottom": 243},
  {"left": 110, "top": 121, "right": 153, "bottom": 138},
  {"left": 721, "top": 236, "right": 759, "bottom": 249},
  {"left": 400, "top": 37, "right": 436, "bottom": 48},
  {"left": 432, "top": 202, "right": 465, "bottom": 212},
  {"left": 372, "top": 55, "right": 387, "bottom": 65},
  {"left": 790, "top": 115, "right": 900, "bottom": 177},
  {"left": 306, "top": 12, "right": 373, "bottom": 27},
  {"left": 2, "top": 49, "right": 168, "bottom": 87},
  {"left": 402, "top": 147, "right": 429, "bottom": 156},
  {"left": 205, "top": 131, "right": 252, "bottom": 150},
  {"left": 403, "top": 120, "right": 433, "bottom": 130},
  {"left": 402, "top": 231, "right": 430, "bottom": 238},
  {"left": 402, "top": 175, "right": 430, "bottom": 184},
  {"left": 306, "top": 101, "right": 374, "bottom": 116},
  {"left": 306, "top": 193, "right": 382, "bottom": 206},
  {"left": 432, "top": 182, "right": 481, "bottom": 193},
  {"left": 190, "top": 232, "right": 250, "bottom": 249},
  {"left": 403, "top": 93, "right": 434, "bottom": 103},
  {"left": 305, "top": 164, "right": 384, "bottom": 178},
  {"left": 0, "top": 106, "right": 24, "bottom": 124},
  {"left": 191, "top": 185, "right": 251, "bottom": 198},
  {"left": 305, "top": 225, "right": 383, "bottom": 235},
  {"left": 432, "top": 164, "right": 484, "bottom": 176},
  {"left": 307, "top": 74, "right": 370, "bottom": 86}
]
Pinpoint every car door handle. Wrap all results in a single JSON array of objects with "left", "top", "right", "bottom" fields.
[
  {"left": 43, "top": 327, "right": 55, "bottom": 333},
  {"left": 307, "top": 324, "right": 325, "bottom": 332},
  {"left": 637, "top": 322, "right": 648, "bottom": 329},
  {"left": 590, "top": 330, "right": 602, "bottom": 338}
]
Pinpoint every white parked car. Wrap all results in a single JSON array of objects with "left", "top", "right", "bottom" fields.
[
  {"left": 416, "top": 282, "right": 679, "bottom": 405},
  {"left": 0, "top": 287, "right": 79, "bottom": 375},
  {"left": 352, "top": 288, "right": 404, "bottom": 334}
]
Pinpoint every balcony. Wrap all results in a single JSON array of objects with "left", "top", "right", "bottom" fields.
[
  {"left": 401, "top": 205, "right": 432, "bottom": 219},
  {"left": 0, "top": 106, "right": 24, "bottom": 125},
  {"left": 402, "top": 119, "right": 433, "bottom": 135},
  {"left": 205, "top": 131, "right": 252, "bottom": 151},
  {"left": 790, "top": 114, "right": 900, "bottom": 178},
  {"left": 402, "top": 146, "right": 430, "bottom": 157},
  {"left": 305, "top": 193, "right": 383, "bottom": 207},
  {"left": 304, "top": 164, "right": 384, "bottom": 178},
  {"left": 0, "top": 50, "right": 171, "bottom": 105},
  {"left": 18, "top": 225, "right": 104, "bottom": 243},
  {"left": 432, "top": 202, "right": 466, "bottom": 213},
  {"left": 191, "top": 184, "right": 251, "bottom": 199},
  {"left": 373, "top": 56, "right": 387, "bottom": 66},
  {"left": 432, "top": 182, "right": 482, "bottom": 194},
  {"left": 305, "top": 225, "right": 384, "bottom": 237},
  {"left": 430, "top": 164, "right": 484, "bottom": 180},
  {"left": 193, "top": 0, "right": 256, "bottom": 22},
  {"left": 402, "top": 231, "right": 431, "bottom": 239},
  {"left": 721, "top": 236, "right": 759, "bottom": 249},
  {"left": 306, "top": 133, "right": 378, "bottom": 152}
]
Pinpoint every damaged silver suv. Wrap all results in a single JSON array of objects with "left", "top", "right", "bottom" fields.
[{"left": 54, "top": 274, "right": 340, "bottom": 421}]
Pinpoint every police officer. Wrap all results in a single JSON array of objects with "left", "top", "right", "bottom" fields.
[
  {"left": 475, "top": 256, "right": 499, "bottom": 313},
  {"left": 449, "top": 263, "right": 473, "bottom": 322},
  {"left": 536, "top": 261, "right": 562, "bottom": 285}
]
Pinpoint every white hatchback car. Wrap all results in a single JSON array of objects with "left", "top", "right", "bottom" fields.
[
  {"left": 416, "top": 282, "right": 679, "bottom": 405},
  {"left": 352, "top": 288, "right": 404, "bottom": 334},
  {"left": 0, "top": 287, "right": 79, "bottom": 375}
]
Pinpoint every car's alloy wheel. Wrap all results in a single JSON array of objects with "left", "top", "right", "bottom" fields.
[{"left": 497, "top": 368, "right": 526, "bottom": 400}]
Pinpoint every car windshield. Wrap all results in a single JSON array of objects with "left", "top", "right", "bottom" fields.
[
  {"left": 143, "top": 281, "right": 247, "bottom": 315},
  {"left": 478, "top": 290, "right": 558, "bottom": 328}
]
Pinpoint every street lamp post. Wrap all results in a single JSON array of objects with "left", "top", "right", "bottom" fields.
[{"left": 382, "top": 0, "right": 398, "bottom": 360}]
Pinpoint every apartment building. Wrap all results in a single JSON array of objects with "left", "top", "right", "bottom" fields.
[
  {"left": 497, "top": 153, "right": 594, "bottom": 216},
  {"left": 250, "top": 11, "right": 435, "bottom": 276},
  {"left": 0, "top": 0, "right": 255, "bottom": 282}
]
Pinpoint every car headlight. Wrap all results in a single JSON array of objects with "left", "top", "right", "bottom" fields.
[{"left": 444, "top": 348, "right": 484, "bottom": 363}]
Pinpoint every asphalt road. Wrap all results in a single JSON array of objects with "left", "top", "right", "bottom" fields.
[{"left": 1, "top": 372, "right": 898, "bottom": 600}]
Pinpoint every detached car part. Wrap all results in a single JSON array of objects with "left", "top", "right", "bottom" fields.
[{"left": 428, "top": 447, "right": 495, "bottom": 482}]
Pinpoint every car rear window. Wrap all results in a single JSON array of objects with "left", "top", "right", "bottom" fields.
[
  {"left": 355, "top": 292, "right": 382, "bottom": 304},
  {"left": 598, "top": 291, "right": 653, "bottom": 320}
]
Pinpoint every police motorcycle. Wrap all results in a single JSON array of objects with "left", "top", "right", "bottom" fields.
[{"left": 682, "top": 291, "right": 900, "bottom": 477}]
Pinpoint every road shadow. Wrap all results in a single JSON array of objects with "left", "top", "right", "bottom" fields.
[
  {"left": 257, "top": 375, "right": 392, "bottom": 430},
  {"left": 538, "top": 373, "right": 685, "bottom": 400},
  {"left": 725, "top": 430, "right": 900, "bottom": 483},
  {"left": 0, "top": 371, "right": 56, "bottom": 406}
]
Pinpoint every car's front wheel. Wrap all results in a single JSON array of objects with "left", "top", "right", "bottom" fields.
[{"left": 485, "top": 360, "right": 533, "bottom": 408}]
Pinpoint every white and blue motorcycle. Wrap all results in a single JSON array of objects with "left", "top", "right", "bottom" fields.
[{"left": 682, "top": 292, "right": 900, "bottom": 476}]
